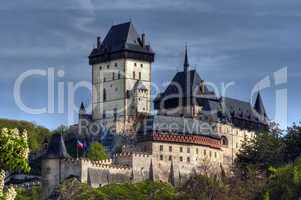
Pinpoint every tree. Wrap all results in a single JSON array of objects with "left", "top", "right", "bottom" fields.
[
  {"left": 176, "top": 174, "right": 225, "bottom": 200},
  {"left": 0, "top": 128, "right": 30, "bottom": 200},
  {"left": 0, "top": 119, "right": 51, "bottom": 153},
  {"left": 283, "top": 122, "right": 301, "bottom": 162},
  {"left": 87, "top": 142, "right": 108, "bottom": 161},
  {"left": 235, "top": 126, "right": 285, "bottom": 176},
  {"left": 263, "top": 156, "right": 301, "bottom": 200}
]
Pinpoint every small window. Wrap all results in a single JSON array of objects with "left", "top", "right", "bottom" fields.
[
  {"left": 160, "top": 145, "right": 163, "bottom": 151},
  {"left": 112, "top": 72, "right": 115, "bottom": 80},
  {"left": 196, "top": 148, "right": 199, "bottom": 154},
  {"left": 103, "top": 111, "right": 106, "bottom": 119},
  {"left": 204, "top": 150, "right": 206, "bottom": 156},
  {"left": 103, "top": 77, "right": 106, "bottom": 82},
  {"left": 187, "top": 157, "right": 190, "bottom": 163},
  {"left": 99, "top": 66, "right": 102, "bottom": 70},
  {"left": 187, "top": 148, "right": 190, "bottom": 153},
  {"left": 209, "top": 151, "right": 212, "bottom": 157},
  {"left": 179, "top": 156, "right": 183, "bottom": 162},
  {"left": 134, "top": 63, "right": 137, "bottom": 67},
  {"left": 160, "top": 155, "right": 163, "bottom": 160},
  {"left": 139, "top": 72, "right": 141, "bottom": 80},
  {"left": 169, "top": 146, "right": 172, "bottom": 152},
  {"left": 180, "top": 147, "right": 183, "bottom": 152},
  {"left": 221, "top": 136, "right": 228, "bottom": 147},
  {"left": 103, "top": 89, "right": 106, "bottom": 102},
  {"left": 118, "top": 72, "right": 121, "bottom": 79},
  {"left": 107, "top": 65, "right": 110, "bottom": 69},
  {"left": 114, "top": 63, "right": 118, "bottom": 67},
  {"left": 168, "top": 155, "right": 172, "bottom": 161},
  {"left": 133, "top": 71, "right": 136, "bottom": 79},
  {"left": 214, "top": 152, "right": 217, "bottom": 158},
  {"left": 140, "top": 64, "right": 143, "bottom": 68}
]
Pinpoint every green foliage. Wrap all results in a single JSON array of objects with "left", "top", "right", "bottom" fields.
[
  {"left": 263, "top": 156, "right": 301, "bottom": 200},
  {"left": 15, "top": 186, "right": 41, "bottom": 200},
  {"left": 0, "top": 128, "right": 30, "bottom": 173},
  {"left": 235, "top": 130, "right": 285, "bottom": 176},
  {"left": 58, "top": 178, "right": 176, "bottom": 200},
  {"left": 0, "top": 128, "right": 31, "bottom": 200},
  {"left": 283, "top": 122, "right": 301, "bottom": 162},
  {"left": 176, "top": 175, "right": 225, "bottom": 200},
  {"left": 0, "top": 119, "right": 51, "bottom": 153},
  {"left": 65, "top": 138, "right": 84, "bottom": 158},
  {"left": 87, "top": 142, "right": 108, "bottom": 161}
]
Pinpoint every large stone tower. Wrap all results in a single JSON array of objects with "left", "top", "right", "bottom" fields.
[{"left": 88, "top": 22, "right": 154, "bottom": 133}]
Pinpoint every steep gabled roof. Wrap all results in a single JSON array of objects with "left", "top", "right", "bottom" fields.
[
  {"left": 45, "top": 133, "right": 70, "bottom": 159},
  {"left": 157, "top": 70, "right": 213, "bottom": 100},
  {"left": 254, "top": 92, "right": 267, "bottom": 117}
]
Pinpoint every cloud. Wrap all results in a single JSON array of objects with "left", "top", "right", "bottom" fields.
[{"left": 0, "top": 0, "right": 300, "bottom": 128}]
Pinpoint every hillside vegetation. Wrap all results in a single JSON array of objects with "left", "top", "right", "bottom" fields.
[{"left": 0, "top": 119, "right": 51, "bottom": 153}]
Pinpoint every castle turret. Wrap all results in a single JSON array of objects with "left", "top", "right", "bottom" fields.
[{"left": 41, "top": 134, "right": 70, "bottom": 199}]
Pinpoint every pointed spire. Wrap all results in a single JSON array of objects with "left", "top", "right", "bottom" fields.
[
  {"left": 130, "top": 168, "right": 134, "bottom": 182},
  {"left": 149, "top": 159, "right": 154, "bottom": 181},
  {"left": 184, "top": 45, "right": 189, "bottom": 72},
  {"left": 254, "top": 92, "right": 267, "bottom": 117},
  {"left": 79, "top": 102, "right": 86, "bottom": 115},
  {"left": 168, "top": 160, "right": 175, "bottom": 186}
]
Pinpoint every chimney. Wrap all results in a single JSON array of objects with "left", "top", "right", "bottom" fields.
[
  {"left": 141, "top": 33, "right": 145, "bottom": 47},
  {"left": 97, "top": 36, "right": 101, "bottom": 48}
]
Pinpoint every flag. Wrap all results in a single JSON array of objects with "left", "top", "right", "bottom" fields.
[{"left": 76, "top": 140, "right": 84, "bottom": 149}]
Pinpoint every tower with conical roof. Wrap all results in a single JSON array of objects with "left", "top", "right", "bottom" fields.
[
  {"left": 42, "top": 133, "right": 70, "bottom": 199},
  {"left": 89, "top": 22, "right": 154, "bottom": 133}
]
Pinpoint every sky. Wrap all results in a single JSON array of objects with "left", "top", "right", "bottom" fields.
[{"left": 0, "top": 0, "right": 300, "bottom": 130}]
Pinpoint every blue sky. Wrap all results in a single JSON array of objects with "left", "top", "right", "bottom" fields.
[{"left": 0, "top": 0, "right": 300, "bottom": 130}]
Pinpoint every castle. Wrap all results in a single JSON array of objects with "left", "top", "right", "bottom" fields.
[{"left": 42, "top": 22, "right": 269, "bottom": 199}]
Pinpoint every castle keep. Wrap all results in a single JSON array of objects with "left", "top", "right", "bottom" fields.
[{"left": 42, "top": 22, "right": 269, "bottom": 199}]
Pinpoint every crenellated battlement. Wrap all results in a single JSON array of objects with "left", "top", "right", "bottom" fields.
[{"left": 113, "top": 152, "right": 151, "bottom": 158}]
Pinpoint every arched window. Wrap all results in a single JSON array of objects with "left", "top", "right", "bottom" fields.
[
  {"left": 103, "top": 88, "right": 107, "bottom": 102},
  {"left": 112, "top": 72, "right": 115, "bottom": 80},
  {"left": 221, "top": 136, "right": 228, "bottom": 147},
  {"left": 118, "top": 71, "right": 121, "bottom": 79}
]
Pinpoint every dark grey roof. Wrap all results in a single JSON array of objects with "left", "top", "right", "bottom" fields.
[
  {"left": 89, "top": 22, "right": 154, "bottom": 58},
  {"left": 45, "top": 133, "right": 70, "bottom": 159},
  {"left": 254, "top": 92, "right": 267, "bottom": 117},
  {"left": 154, "top": 66, "right": 268, "bottom": 130},
  {"left": 156, "top": 70, "right": 213, "bottom": 101},
  {"left": 138, "top": 115, "right": 220, "bottom": 139},
  {"left": 221, "top": 97, "right": 268, "bottom": 124}
]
